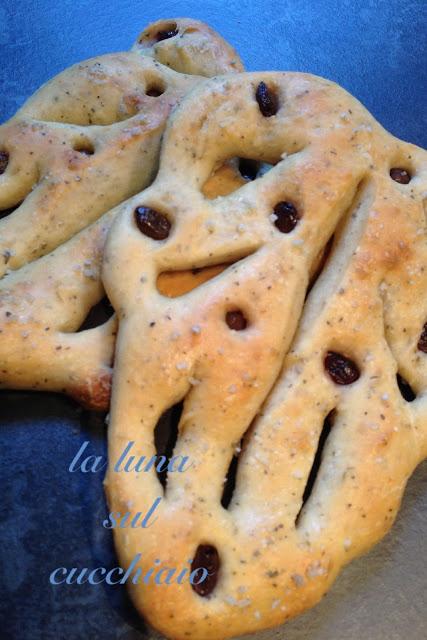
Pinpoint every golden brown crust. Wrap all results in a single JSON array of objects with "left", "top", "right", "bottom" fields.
[
  {"left": 0, "top": 17, "right": 243, "bottom": 277},
  {"left": 133, "top": 18, "right": 243, "bottom": 77},
  {"left": 0, "top": 165, "right": 247, "bottom": 409},
  {"left": 0, "top": 20, "right": 243, "bottom": 408},
  {"left": 103, "top": 72, "right": 427, "bottom": 639},
  {"left": 0, "top": 212, "right": 116, "bottom": 407}
]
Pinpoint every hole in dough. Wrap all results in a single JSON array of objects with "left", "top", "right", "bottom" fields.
[
  {"left": 157, "top": 264, "right": 228, "bottom": 298},
  {"left": 296, "top": 410, "right": 336, "bottom": 524},
  {"left": 25, "top": 60, "right": 163, "bottom": 126},
  {"left": 0, "top": 201, "right": 23, "bottom": 220},
  {"left": 157, "top": 250, "right": 256, "bottom": 298},
  {"left": 0, "top": 150, "right": 9, "bottom": 175},
  {"left": 77, "top": 296, "right": 114, "bottom": 332},
  {"left": 156, "top": 26, "right": 178, "bottom": 42},
  {"left": 139, "top": 21, "right": 178, "bottom": 44},
  {"left": 238, "top": 158, "right": 259, "bottom": 181},
  {"left": 202, "top": 157, "right": 274, "bottom": 199},
  {"left": 306, "top": 234, "right": 335, "bottom": 295},
  {"left": 154, "top": 400, "right": 184, "bottom": 489},
  {"left": 396, "top": 373, "right": 416, "bottom": 402},
  {"left": 221, "top": 444, "right": 241, "bottom": 509},
  {"left": 221, "top": 415, "right": 257, "bottom": 510}
]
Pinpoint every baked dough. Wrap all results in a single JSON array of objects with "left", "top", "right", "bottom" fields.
[
  {"left": 103, "top": 72, "right": 427, "bottom": 639},
  {"left": 0, "top": 161, "right": 247, "bottom": 408},
  {"left": 0, "top": 17, "right": 242, "bottom": 278},
  {"left": 0, "top": 211, "right": 116, "bottom": 408},
  {"left": 0, "top": 19, "right": 243, "bottom": 408}
]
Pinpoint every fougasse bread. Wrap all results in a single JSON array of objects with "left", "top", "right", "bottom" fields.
[
  {"left": 102, "top": 72, "right": 427, "bottom": 639},
  {"left": 0, "top": 18, "right": 243, "bottom": 408}
]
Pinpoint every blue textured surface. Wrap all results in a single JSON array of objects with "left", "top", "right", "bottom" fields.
[
  {"left": 1, "top": 0, "right": 426, "bottom": 145},
  {"left": 0, "top": 1, "right": 426, "bottom": 639}
]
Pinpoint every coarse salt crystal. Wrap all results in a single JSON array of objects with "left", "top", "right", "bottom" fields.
[
  {"left": 292, "top": 470, "right": 304, "bottom": 479},
  {"left": 306, "top": 562, "right": 326, "bottom": 578},
  {"left": 291, "top": 573, "right": 304, "bottom": 587},
  {"left": 237, "top": 598, "right": 251, "bottom": 608}
]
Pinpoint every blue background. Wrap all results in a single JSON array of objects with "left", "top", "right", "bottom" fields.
[{"left": 0, "top": 1, "right": 426, "bottom": 639}]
